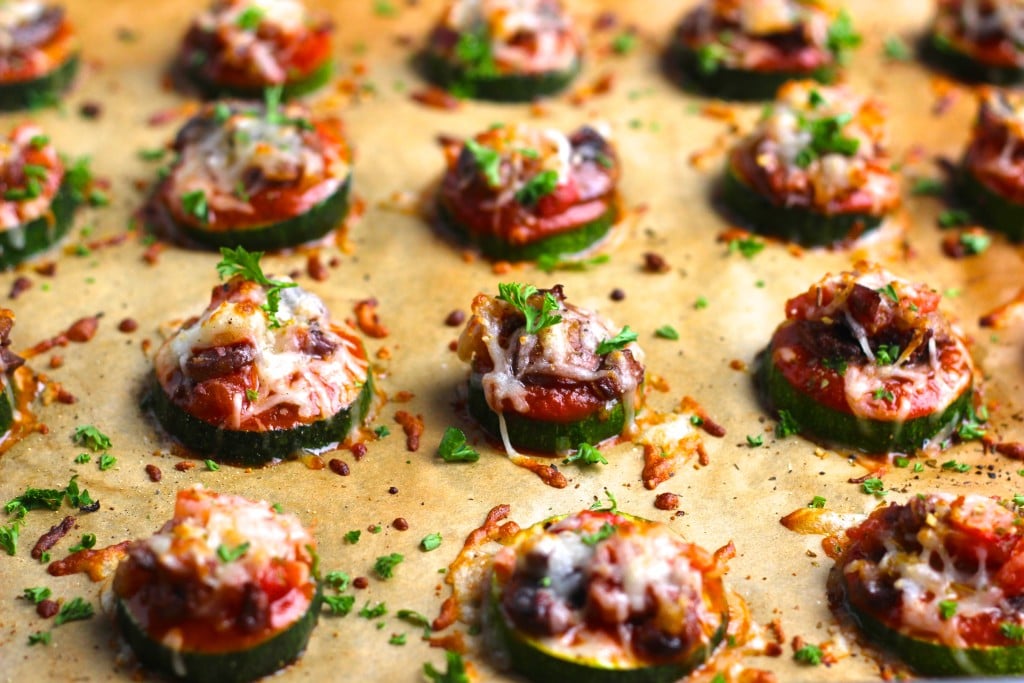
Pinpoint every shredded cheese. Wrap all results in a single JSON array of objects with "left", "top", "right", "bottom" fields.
[{"left": 195, "top": 0, "right": 312, "bottom": 82}]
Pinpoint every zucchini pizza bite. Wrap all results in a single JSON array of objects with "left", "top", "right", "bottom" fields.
[
  {"left": 0, "top": 123, "right": 79, "bottom": 268},
  {"left": 177, "top": 0, "right": 333, "bottom": 100},
  {"left": 0, "top": 1, "right": 78, "bottom": 110},
  {"left": 114, "top": 486, "right": 320, "bottom": 683},
  {"left": 960, "top": 87, "right": 1024, "bottom": 241},
  {"left": 438, "top": 123, "right": 618, "bottom": 261},
  {"left": 158, "top": 94, "right": 351, "bottom": 251},
  {"left": 834, "top": 493, "right": 1024, "bottom": 676},
  {"left": 456, "top": 283, "right": 644, "bottom": 455},
  {"left": 0, "top": 309, "right": 24, "bottom": 436},
  {"left": 758, "top": 263, "right": 974, "bottom": 454},
  {"left": 148, "top": 248, "right": 372, "bottom": 465},
  {"left": 669, "top": 0, "right": 860, "bottom": 101},
  {"left": 927, "top": 0, "right": 1024, "bottom": 84},
  {"left": 489, "top": 509, "right": 729, "bottom": 682},
  {"left": 724, "top": 81, "right": 900, "bottom": 247},
  {"left": 421, "top": 0, "right": 582, "bottom": 101}
]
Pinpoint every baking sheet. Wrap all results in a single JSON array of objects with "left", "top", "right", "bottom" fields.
[{"left": 1, "top": 0, "right": 1023, "bottom": 681}]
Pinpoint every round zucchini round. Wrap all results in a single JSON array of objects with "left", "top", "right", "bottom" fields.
[
  {"left": 467, "top": 372, "right": 630, "bottom": 454},
  {"left": 921, "top": 33, "right": 1024, "bottom": 85},
  {"left": 758, "top": 349, "right": 973, "bottom": 454},
  {"left": 669, "top": 43, "right": 837, "bottom": 101},
  {"left": 722, "top": 161, "right": 883, "bottom": 247},
  {"left": 182, "top": 57, "right": 334, "bottom": 101},
  {"left": 958, "top": 165, "right": 1024, "bottom": 242},
  {"left": 175, "top": 176, "right": 351, "bottom": 252},
  {"left": 145, "top": 369, "right": 373, "bottom": 466},
  {"left": 116, "top": 585, "right": 320, "bottom": 683},
  {"left": 0, "top": 53, "right": 79, "bottom": 111},
  {"left": 840, "top": 573, "right": 1024, "bottom": 676},
  {"left": 0, "top": 179, "right": 77, "bottom": 270},
  {"left": 419, "top": 51, "right": 579, "bottom": 102},
  {"left": 437, "top": 201, "right": 615, "bottom": 262}
]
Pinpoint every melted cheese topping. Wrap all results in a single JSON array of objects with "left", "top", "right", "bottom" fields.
[
  {"left": 955, "top": 0, "right": 1024, "bottom": 48},
  {"left": 169, "top": 102, "right": 347, "bottom": 219},
  {"left": 457, "top": 289, "right": 644, "bottom": 454},
  {"left": 195, "top": 0, "right": 314, "bottom": 81},
  {"left": 154, "top": 278, "right": 367, "bottom": 430},
  {"left": 141, "top": 486, "right": 314, "bottom": 592},
  {"left": 844, "top": 494, "right": 1021, "bottom": 648},
  {"left": 0, "top": 1, "right": 43, "bottom": 32},
  {"left": 461, "top": 124, "right": 574, "bottom": 208},
  {"left": 752, "top": 81, "right": 897, "bottom": 211},
  {"left": 442, "top": 0, "right": 578, "bottom": 73}
]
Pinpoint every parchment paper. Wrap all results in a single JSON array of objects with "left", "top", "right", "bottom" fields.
[{"left": 1, "top": 1, "right": 1022, "bottom": 681}]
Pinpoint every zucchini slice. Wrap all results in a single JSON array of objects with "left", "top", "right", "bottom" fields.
[
  {"left": 0, "top": 375, "right": 15, "bottom": 436},
  {"left": 438, "top": 201, "right": 615, "bottom": 262},
  {"left": 921, "top": 34, "right": 1024, "bottom": 85},
  {"left": 669, "top": 43, "right": 837, "bottom": 101},
  {"left": 420, "top": 51, "right": 579, "bottom": 102},
  {"left": 176, "top": 176, "right": 351, "bottom": 252},
  {"left": 117, "top": 586, "right": 321, "bottom": 683},
  {"left": 182, "top": 57, "right": 334, "bottom": 101},
  {"left": 958, "top": 165, "right": 1024, "bottom": 241},
  {"left": 0, "top": 179, "right": 77, "bottom": 269},
  {"left": 0, "top": 53, "right": 79, "bottom": 111},
  {"left": 722, "top": 161, "right": 883, "bottom": 247},
  {"left": 468, "top": 372, "right": 628, "bottom": 454},
  {"left": 146, "top": 370, "right": 373, "bottom": 466},
  {"left": 758, "top": 349, "right": 972, "bottom": 454},
  {"left": 840, "top": 573, "right": 1024, "bottom": 676}
]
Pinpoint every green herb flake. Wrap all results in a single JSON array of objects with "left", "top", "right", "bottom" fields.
[
  {"left": 960, "top": 232, "right": 991, "bottom": 255},
  {"left": 388, "top": 633, "right": 407, "bottom": 645},
  {"left": 695, "top": 43, "right": 726, "bottom": 75},
  {"left": 216, "top": 246, "right": 297, "bottom": 329},
  {"left": 563, "top": 442, "right": 608, "bottom": 466},
  {"left": 911, "top": 177, "right": 944, "bottom": 196},
  {"left": 861, "top": 478, "right": 887, "bottom": 497},
  {"left": 693, "top": 296, "right": 709, "bottom": 310},
  {"left": 216, "top": 541, "right": 251, "bottom": 563},
  {"left": 204, "top": 459, "right": 220, "bottom": 471},
  {"left": 344, "top": 529, "right": 362, "bottom": 544},
  {"left": 180, "top": 189, "right": 208, "bottom": 222},
  {"left": 794, "top": 643, "right": 824, "bottom": 666},
  {"left": 464, "top": 139, "right": 502, "bottom": 187},
  {"left": 875, "top": 343, "right": 901, "bottom": 366},
  {"left": 359, "top": 601, "right": 388, "bottom": 619},
  {"left": 68, "top": 533, "right": 96, "bottom": 553},
  {"left": 581, "top": 522, "right": 617, "bottom": 546},
  {"left": 0, "top": 522, "right": 18, "bottom": 555},
  {"left": 941, "top": 459, "right": 971, "bottom": 473},
  {"left": 375, "top": 425, "right": 391, "bottom": 438},
  {"left": 137, "top": 147, "right": 166, "bottom": 162},
  {"left": 437, "top": 427, "right": 480, "bottom": 463},
  {"left": 535, "top": 253, "right": 609, "bottom": 273},
  {"left": 826, "top": 10, "right": 862, "bottom": 64},
  {"left": 323, "top": 594, "right": 356, "bottom": 616},
  {"left": 939, "top": 599, "right": 958, "bottom": 620},
  {"left": 515, "top": 170, "right": 559, "bottom": 206},
  {"left": 374, "top": 553, "right": 404, "bottom": 580},
  {"left": 877, "top": 282, "right": 899, "bottom": 303},
  {"left": 497, "top": 282, "right": 562, "bottom": 335},
  {"left": 54, "top": 597, "right": 94, "bottom": 626},
  {"left": 590, "top": 488, "right": 619, "bottom": 513},
  {"left": 29, "top": 134, "right": 49, "bottom": 149},
  {"left": 775, "top": 409, "right": 800, "bottom": 438},
  {"left": 373, "top": 0, "right": 398, "bottom": 17},
  {"left": 728, "top": 236, "right": 765, "bottom": 259},
  {"left": 236, "top": 6, "right": 264, "bottom": 30},
  {"left": 883, "top": 35, "right": 911, "bottom": 60},
  {"left": 611, "top": 32, "right": 637, "bottom": 55},
  {"left": 73, "top": 453, "right": 90, "bottom": 464},
  {"left": 23, "top": 587, "right": 51, "bottom": 603},
  {"left": 27, "top": 630, "right": 51, "bottom": 646},
  {"left": 654, "top": 325, "right": 679, "bottom": 340},
  {"left": 894, "top": 456, "right": 910, "bottom": 468},
  {"left": 98, "top": 454, "right": 117, "bottom": 471},
  {"left": 914, "top": 462, "right": 925, "bottom": 473},
  {"left": 746, "top": 434, "right": 764, "bottom": 448},
  {"left": 1001, "top": 622, "right": 1024, "bottom": 641},
  {"left": 73, "top": 425, "right": 111, "bottom": 451},
  {"left": 809, "top": 496, "right": 826, "bottom": 509},
  {"left": 420, "top": 532, "right": 442, "bottom": 552},
  {"left": 938, "top": 209, "right": 971, "bottom": 228},
  {"left": 595, "top": 326, "right": 638, "bottom": 355}
]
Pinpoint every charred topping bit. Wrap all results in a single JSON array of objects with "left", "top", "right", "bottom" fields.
[
  {"left": 394, "top": 411, "right": 424, "bottom": 452},
  {"left": 328, "top": 458, "right": 350, "bottom": 476},
  {"left": 642, "top": 251, "right": 669, "bottom": 273},
  {"left": 653, "top": 492, "right": 681, "bottom": 510},
  {"left": 444, "top": 309, "right": 466, "bottom": 327},
  {"left": 144, "top": 464, "right": 162, "bottom": 482},
  {"left": 117, "top": 318, "right": 138, "bottom": 333},
  {"left": 30, "top": 515, "right": 75, "bottom": 560},
  {"left": 392, "top": 518, "right": 409, "bottom": 531},
  {"left": 354, "top": 298, "right": 389, "bottom": 338}
]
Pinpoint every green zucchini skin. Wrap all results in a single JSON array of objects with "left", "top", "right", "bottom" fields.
[
  {"left": 0, "top": 179, "right": 77, "bottom": 270},
  {"left": 757, "top": 349, "right": 972, "bottom": 454},
  {"left": 181, "top": 57, "right": 334, "bottom": 101},
  {"left": 419, "top": 50, "right": 579, "bottom": 102},
  {"left": 438, "top": 201, "right": 615, "bottom": 262},
  {"left": 958, "top": 165, "right": 1024, "bottom": 241},
  {"left": 0, "top": 376, "right": 15, "bottom": 435},
  {"left": 116, "top": 586, "right": 321, "bottom": 683},
  {"left": 176, "top": 176, "right": 351, "bottom": 252},
  {"left": 921, "top": 34, "right": 1024, "bottom": 85},
  {"left": 145, "top": 370, "right": 372, "bottom": 466},
  {"left": 468, "top": 372, "right": 629, "bottom": 454},
  {"left": 840, "top": 574, "right": 1024, "bottom": 676},
  {"left": 722, "top": 162, "right": 883, "bottom": 247},
  {"left": 0, "top": 54, "right": 79, "bottom": 111},
  {"left": 669, "top": 43, "right": 837, "bottom": 101}
]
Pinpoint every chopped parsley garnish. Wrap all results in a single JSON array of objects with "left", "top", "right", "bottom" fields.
[
  {"left": 344, "top": 529, "right": 361, "bottom": 544},
  {"left": 216, "top": 541, "right": 251, "bottom": 563},
  {"left": 235, "top": 6, "right": 264, "bottom": 30},
  {"left": 375, "top": 425, "right": 391, "bottom": 438},
  {"left": 775, "top": 409, "right": 800, "bottom": 438},
  {"left": 821, "top": 357, "right": 847, "bottom": 375},
  {"left": 389, "top": 633, "right": 407, "bottom": 646},
  {"left": 373, "top": 0, "right": 398, "bottom": 17},
  {"left": 871, "top": 387, "right": 895, "bottom": 403},
  {"left": 137, "top": 147, "right": 166, "bottom": 161},
  {"left": 611, "top": 32, "right": 636, "bottom": 55},
  {"left": 374, "top": 553, "right": 404, "bottom": 580},
  {"left": 180, "top": 189, "right": 208, "bottom": 222},
  {"left": 589, "top": 488, "right": 619, "bottom": 513},
  {"left": 960, "top": 232, "right": 991, "bottom": 255},
  {"left": 942, "top": 459, "right": 971, "bottom": 473},
  {"left": 54, "top": 597, "right": 94, "bottom": 626},
  {"left": 1001, "top": 622, "right": 1024, "bottom": 641},
  {"left": 938, "top": 209, "right": 971, "bottom": 228},
  {"left": 581, "top": 522, "right": 617, "bottom": 546},
  {"left": 894, "top": 456, "right": 910, "bottom": 468},
  {"left": 98, "top": 454, "right": 117, "bottom": 471},
  {"left": 453, "top": 27, "right": 496, "bottom": 78},
  {"left": 826, "top": 10, "right": 862, "bottom": 63},
  {"left": 746, "top": 434, "right": 763, "bottom": 448},
  {"left": 27, "top": 631, "right": 51, "bottom": 646},
  {"left": 515, "top": 170, "right": 559, "bottom": 206},
  {"left": 958, "top": 404, "right": 988, "bottom": 441},
  {"left": 875, "top": 343, "right": 900, "bottom": 366},
  {"left": 695, "top": 43, "right": 726, "bottom": 75},
  {"left": 654, "top": 325, "right": 679, "bottom": 340},
  {"left": 939, "top": 600, "right": 958, "bottom": 620},
  {"left": 73, "top": 425, "right": 111, "bottom": 451},
  {"left": 5, "top": 486, "right": 63, "bottom": 515},
  {"left": 204, "top": 459, "right": 220, "bottom": 471},
  {"left": 794, "top": 643, "right": 824, "bottom": 666},
  {"left": 23, "top": 587, "right": 51, "bottom": 604},
  {"left": 877, "top": 282, "right": 899, "bottom": 303},
  {"left": 808, "top": 496, "right": 826, "bottom": 509},
  {"left": 883, "top": 35, "right": 911, "bottom": 60},
  {"left": 74, "top": 453, "right": 90, "bottom": 464},
  {"left": 212, "top": 102, "right": 231, "bottom": 123},
  {"left": 861, "top": 478, "right": 887, "bottom": 497},
  {"left": 421, "top": 533, "right": 442, "bottom": 552},
  {"left": 693, "top": 296, "right": 708, "bottom": 310},
  {"left": 437, "top": 427, "right": 480, "bottom": 463},
  {"left": 563, "top": 442, "right": 608, "bottom": 466},
  {"left": 464, "top": 139, "right": 502, "bottom": 187},
  {"left": 216, "top": 246, "right": 297, "bottom": 329},
  {"left": 0, "top": 522, "right": 18, "bottom": 555},
  {"left": 325, "top": 570, "right": 351, "bottom": 591},
  {"left": 796, "top": 112, "right": 859, "bottom": 167},
  {"left": 690, "top": 415, "right": 704, "bottom": 426},
  {"left": 323, "top": 594, "right": 356, "bottom": 616},
  {"left": 424, "top": 650, "right": 470, "bottom": 683},
  {"left": 911, "top": 177, "right": 944, "bottom": 196},
  {"left": 497, "top": 282, "right": 562, "bottom": 335},
  {"left": 728, "top": 236, "right": 765, "bottom": 258},
  {"left": 596, "top": 326, "right": 637, "bottom": 355},
  {"left": 29, "top": 134, "right": 49, "bottom": 149},
  {"left": 65, "top": 157, "right": 94, "bottom": 203},
  {"left": 359, "top": 601, "right": 388, "bottom": 619},
  {"left": 63, "top": 476, "right": 93, "bottom": 508},
  {"left": 68, "top": 533, "right": 96, "bottom": 553}
]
